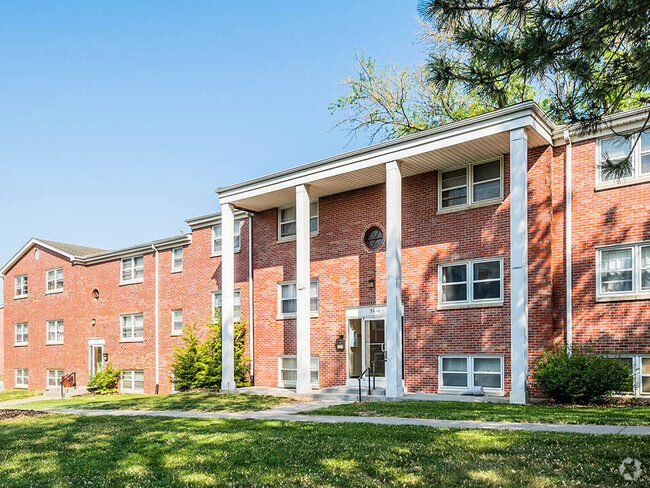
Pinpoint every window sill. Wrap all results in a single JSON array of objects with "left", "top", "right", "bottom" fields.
[
  {"left": 276, "top": 314, "right": 318, "bottom": 321},
  {"left": 14, "top": 385, "right": 29, "bottom": 390},
  {"left": 276, "top": 233, "right": 319, "bottom": 244},
  {"left": 595, "top": 174, "right": 650, "bottom": 191},
  {"left": 14, "top": 343, "right": 28, "bottom": 347},
  {"left": 437, "top": 199, "right": 502, "bottom": 215},
  {"left": 121, "top": 390, "right": 145, "bottom": 395},
  {"left": 120, "top": 338, "right": 144, "bottom": 343},
  {"left": 170, "top": 332, "right": 183, "bottom": 337},
  {"left": 596, "top": 294, "right": 650, "bottom": 303},
  {"left": 119, "top": 279, "right": 144, "bottom": 286},
  {"left": 170, "top": 269, "right": 183, "bottom": 274},
  {"left": 438, "top": 387, "right": 505, "bottom": 396},
  {"left": 45, "top": 342, "right": 64, "bottom": 346},
  {"left": 45, "top": 290, "right": 63, "bottom": 295},
  {"left": 211, "top": 249, "right": 241, "bottom": 258},
  {"left": 437, "top": 301, "right": 503, "bottom": 311},
  {"left": 13, "top": 295, "right": 28, "bottom": 300}
]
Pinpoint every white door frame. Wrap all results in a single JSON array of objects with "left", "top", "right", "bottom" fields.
[{"left": 88, "top": 338, "right": 105, "bottom": 377}]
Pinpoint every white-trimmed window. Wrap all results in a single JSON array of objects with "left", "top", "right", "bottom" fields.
[
  {"left": 171, "top": 248, "right": 183, "bottom": 273},
  {"left": 121, "top": 313, "right": 144, "bottom": 341},
  {"left": 439, "top": 258, "right": 503, "bottom": 307},
  {"left": 278, "top": 355, "right": 319, "bottom": 388},
  {"left": 171, "top": 309, "right": 183, "bottom": 335},
  {"left": 614, "top": 356, "right": 650, "bottom": 396},
  {"left": 212, "top": 289, "right": 242, "bottom": 321},
  {"left": 121, "top": 370, "right": 144, "bottom": 393},
  {"left": 14, "top": 275, "right": 28, "bottom": 298},
  {"left": 212, "top": 221, "right": 242, "bottom": 255},
  {"left": 278, "top": 201, "right": 319, "bottom": 240},
  {"left": 278, "top": 279, "right": 318, "bottom": 318},
  {"left": 439, "top": 160, "right": 502, "bottom": 210},
  {"left": 597, "top": 130, "right": 650, "bottom": 185},
  {"left": 46, "top": 267, "right": 64, "bottom": 293},
  {"left": 15, "top": 323, "right": 28, "bottom": 346},
  {"left": 46, "top": 319, "right": 64, "bottom": 344},
  {"left": 47, "top": 369, "right": 64, "bottom": 388},
  {"left": 597, "top": 242, "right": 650, "bottom": 299},
  {"left": 15, "top": 369, "right": 29, "bottom": 388},
  {"left": 439, "top": 355, "right": 503, "bottom": 392},
  {"left": 121, "top": 256, "right": 144, "bottom": 284}
]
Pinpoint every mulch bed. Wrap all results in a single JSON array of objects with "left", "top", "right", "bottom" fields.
[
  {"left": 537, "top": 397, "right": 650, "bottom": 408},
  {"left": 0, "top": 409, "right": 48, "bottom": 421}
]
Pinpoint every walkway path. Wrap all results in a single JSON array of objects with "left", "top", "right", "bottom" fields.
[{"left": 25, "top": 404, "right": 650, "bottom": 436}]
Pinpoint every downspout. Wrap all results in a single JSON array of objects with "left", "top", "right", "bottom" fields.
[
  {"left": 247, "top": 213, "right": 255, "bottom": 384},
  {"left": 152, "top": 244, "right": 160, "bottom": 393},
  {"left": 563, "top": 129, "right": 573, "bottom": 354}
]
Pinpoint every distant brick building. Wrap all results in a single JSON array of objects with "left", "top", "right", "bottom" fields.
[{"left": 2, "top": 102, "right": 649, "bottom": 402}]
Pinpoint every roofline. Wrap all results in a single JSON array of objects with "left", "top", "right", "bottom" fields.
[
  {"left": 0, "top": 238, "right": 77, "bottom": 276},
  {"left": 73, "top": 234, "right": 192, "bottom": 265},
  {"left": 552, "top": 105, "right": 650, "bottom": 144},
  {"left": 215, "top": 101, "right": 554, "bottom": 198},
  {"left": 184, "top": 209, "right": 250, "bottom": 230}
]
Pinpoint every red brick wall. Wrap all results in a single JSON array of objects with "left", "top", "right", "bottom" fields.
[{"left": 0, "top": 305, "right": 4, "bottom": 384}]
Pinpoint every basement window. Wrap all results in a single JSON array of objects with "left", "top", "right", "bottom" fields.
[
  {"left": 15, "top": 369, "right": 29, "bottom": 388},
  {"left": 277, "top": 355, "right": 319, "bottom": 388},
  {"left": 47, "top": 369, "right": 64, "bottom": 388},
  {"left": 121, "top": 370, "right": 145, "bottom": 394},
  {"left": 439, "top": 355, "right": 503, "bottom": 393}
]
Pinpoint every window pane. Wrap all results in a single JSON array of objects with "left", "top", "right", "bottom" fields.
[
  {"left": 601, "top": 249, "right": 633, "bottom": 293},
  {"left": 310, "top": 370, "right": 318, "bottom": 383},
  {"left": 643, "top": 376, "right": 650, "bottom": 394},
  {"left": 282, "top": 370, "right": 297, "bottom": 382},
  {"left": 310, "top": 216, "right": 318, "bottom": 233},
  {"left": 473, "top": 180, "right": 501, "bottom": 201},
  {"left": 600, "top": 136, "right": 630, "bottom": 161},
  {"left": 474, "top": 261, "right": 500, "bottom": 281},
  {"left": 442, "top": 265, "right": 466, "bottom": 284},
  {"left": 280, "top": 222, "right": 296, "bottom": 237},
  {"left": 441, "top": 188, "right": 467, "bottom": 208},
  {"left": 441, "top": 168, "right": 467, "bottom": 189},
  {"left": 474, "top": 281, "right": 501, "bottom": 300},
  {"left": 474, "top": 357, "right": 501, "bottom": 373},
  {"left": 442, "top": 357, "right": 467, "bottom": 372},
  {"left": 643, "top": 358, "right": 650, "bottom": 375},
  {"left": 213, "top": 224, "right": 222, "bottom": 238},
  {"left": 474, "top": 373, "right": 501, "bottom": 388},
  {"left": 134, "top": 315, "right": 144, "bottom": 337},
  {"left": 601, "top": 272, "right": 633, "bottom": 293},
  {"left": 601, "top": 249, "right": 633, "bottom": 271},
  {"left": 473, "top": 161, "right": 500, "bottom": 183},
  {"left": 282, "top": 357, "right": 297, "bottom": 369},
  {"left": 442, "top": 284, "right": 467, "bottom": 302},
  {"left": 442, "top": 372, "right": 468, "bottom": 387},
  {"left": 642, "top": 154, "right": 650, "bottom": 175},
  {"left": 282, "top": 299, "right": 297, "bottom": 314},
  {"left": 281, "top": 207, "right": 296, "bottom": 222},
  {"left": 282, "top": 284, "right": 296, "bottom": 299}
]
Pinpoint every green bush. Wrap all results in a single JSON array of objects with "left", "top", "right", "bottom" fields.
[
  {"left": 171, "top": 314, "right": 250, "bottom": 391},
  {"left": 532, "top": 346, "right": 634, "bottom": 403},
  {"left": 87, "top": 363, "right": 122, "bottom": 395}
]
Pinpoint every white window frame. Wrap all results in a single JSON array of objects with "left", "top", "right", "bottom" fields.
[
  {"left": 14, "top": 274, "right": 28, "bottom": 298},
  {"left": 46, "top": 267, "right": 64, "bottom": 293},
  {"left": 46, "top": 319, "right": 64, "bottom": 345},
  {"left": 15, "top": 322, "right": 28, "bottom": 346},
  {"left": 47, "top": 369, "right": 64, "bottom": 388},
  {"left": 277, "top": 200, "right": 319, "bottom": 241},
  {"left": 610, "top": 355, "right": 650, "bottom": 397},
  {"left": 171, "top": 247, "right": 183, "bottom": 273},
  {"left": 211, "top": 221, "right": 242, "bottom": 256},
  {"left": 277, "top": 278, "right": 319, "bottom": 319},
  {"left": 596, "top": 130, "right": 650, "bottom": 188},
  {"left": 171, "top": 309, "right": 183, "bottom": 336},
  {"left": 438, "top": 158, "right": 504, "bottom": 212},
  {"left": 596, "top": 241, "right": 650, "bottom": 301},
  {"left": 438, "top": 355, "right": 504, "bottom": 394},
  {"left": 15, "top": 369, "right": 29, "bottom": 389},
  {"left": 438, "top": 258, "right": 503, "bottom": 309},
  {"left": 120, "top": 313, "right": 144, "bottom": 342},
  {"left": 121, "top": 369, "right": 145, "bottom": 394},
  {"left": 277, "top": 355, "right": 320, "bottom": 388},
  {"left": 212, "top": 289, "right": 242, "bottom": 322},
  {"left": 120, "top": 256, "right": 144, "bottom": 285}
]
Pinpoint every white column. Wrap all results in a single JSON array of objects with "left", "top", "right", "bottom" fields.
[
  {"left": 385, "top": 161, "right": 404, "bottom": 398},
  {"left": 295, "top": 184, "right": 312, "bottom": 394},
  {"left": 221, "top": 202, "right": 236, "bottom": 391},
  {"left": 509, "top": 128, "right": 529, "bottom": 404}
]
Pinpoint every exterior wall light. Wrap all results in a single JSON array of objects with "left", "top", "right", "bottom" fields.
[{"left": 335, "top": 335, "right": 345, "bottom": 351}]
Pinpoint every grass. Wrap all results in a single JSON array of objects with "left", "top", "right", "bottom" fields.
[
  {"left": 306, "top": 400, "right": 650, "bottom": 425},
  {"left": 0, "top": 390, "right": 40, "bottom": 403},
  {"left": 0, "top": 414, "right": 647, "bottom": 487},
  {"left": 13, "top": 391, "right": 292, "bottom": 412}
]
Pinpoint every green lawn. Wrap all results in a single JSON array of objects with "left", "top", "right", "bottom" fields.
[
  {"left": 306, "top": 400, "right": 650, "bottom": 426},
  {"left": 14, "top": 391, "right": 292, "bottom": 412},
  {"left": 0, "top": 414, "right": 647, "bottom": 487},
  {"left": 0, "top": 390, "right": 40, "bottom": 403}
]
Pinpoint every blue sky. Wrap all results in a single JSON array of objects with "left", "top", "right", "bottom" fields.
[{"left": 0, "top": 0, "right": 424, "bottom": 298}]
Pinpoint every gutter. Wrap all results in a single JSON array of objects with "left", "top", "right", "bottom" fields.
[
  {"left": 152, "top": 244, "right": 160, "bottom": 393},
  {"left": 563, "top": 130, "right": 573, "bottom": 353}
]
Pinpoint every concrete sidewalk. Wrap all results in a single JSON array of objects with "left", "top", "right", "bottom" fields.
[{"left": 26, "top": 405, "right": 650, "bottom": 436}]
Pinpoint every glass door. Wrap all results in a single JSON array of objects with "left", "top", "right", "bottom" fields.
[
  {"left": 366, "top": 319, "right": 386, "bottom": 377},
  {"left": 90, "top": 345, "right": 104, "bottom": 376},
  {"left": 348, "top": 319, "right": 363, "bottom": 378}
]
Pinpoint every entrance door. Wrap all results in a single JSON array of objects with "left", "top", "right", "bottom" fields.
[
  {"left": 348, "top": 318, "right": 386, "bottom": 380},
  {"left": 90, "top": 344, "right": 105, "bottom": 376}
]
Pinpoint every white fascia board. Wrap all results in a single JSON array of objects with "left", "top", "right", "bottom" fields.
[
  {"left": 184, "top": 210, "right": 249, "bottom": 230},
  {"left": 219, "top": 109, "right": 552, "bottom": 205},
  {"left": 552, "top": 106, "right": 650, "bottom": 144},
  {"left": 74, "top": 235, "right": 191, "bottom": 265},
  {"left": 0, "top": 238, "right": 76, "bottom": 276}
]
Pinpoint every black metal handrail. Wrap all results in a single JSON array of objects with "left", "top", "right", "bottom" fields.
[
  {"left": 60, "top": 372, "right": 76, "bottom": 398},
  {"left": 357, "top": 367, "right": 371, "bottom": 402}
]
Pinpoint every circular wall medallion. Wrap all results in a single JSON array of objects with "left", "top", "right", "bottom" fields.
[{"left": 364, "top": 226, "right": 384, "bottom": 250}]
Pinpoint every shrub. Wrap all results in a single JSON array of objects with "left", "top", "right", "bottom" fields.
[
  {"left": 532, "top": 346, "right": 634, "bottom": 403},
  {"left": 87, "top": 363, "right": 122, "bottom": 395},
  {"left": 171, "top": 314, "right": 250, "bottom": 391}
]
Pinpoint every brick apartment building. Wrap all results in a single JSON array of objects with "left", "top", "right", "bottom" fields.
[{"left": 2, "top": 101, "right": 649, "bottom": 403}]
